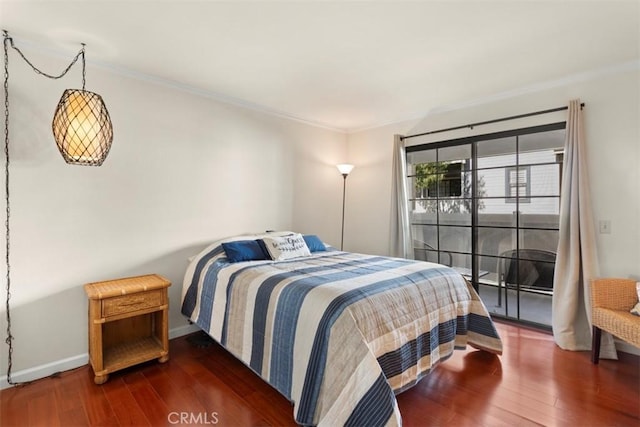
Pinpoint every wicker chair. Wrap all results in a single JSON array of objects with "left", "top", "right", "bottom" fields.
[{"left": 591, "top": 278, "right": 640, "bottom": 364}]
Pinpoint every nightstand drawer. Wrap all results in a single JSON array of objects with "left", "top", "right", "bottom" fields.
[{"left": 102, "top": 290, "right": 163, "bottom": 317}]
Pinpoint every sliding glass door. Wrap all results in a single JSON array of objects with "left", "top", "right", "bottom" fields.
[{"left": 406, "top": 123, "right": 564, "bottom": 328}]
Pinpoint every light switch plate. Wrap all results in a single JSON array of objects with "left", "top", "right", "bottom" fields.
[{"left": 599, "top": 220, "right": 611, "bottom": 234}]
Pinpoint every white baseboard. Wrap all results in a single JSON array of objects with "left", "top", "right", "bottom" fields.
[
  {"left": 0, "top": 353, "right": 89, "bottom": 389},
  {"left": 169, "top": 322, "right": 200, "bottom": 339},
  {"left": 0, "top": 323, "right": 201, "bottom": 390}
]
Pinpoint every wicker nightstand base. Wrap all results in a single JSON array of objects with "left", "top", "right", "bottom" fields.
[{"left": 84, "top": 274, "right": 171, "bottom": 384}]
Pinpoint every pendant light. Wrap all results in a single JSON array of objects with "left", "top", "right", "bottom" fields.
[{"left": 51, "top": 45, "right": 113, "bottom": 166}]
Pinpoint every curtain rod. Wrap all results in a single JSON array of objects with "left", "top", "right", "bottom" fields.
[{"left": 400, "top": 102, "right": 585, "bottom": 141}]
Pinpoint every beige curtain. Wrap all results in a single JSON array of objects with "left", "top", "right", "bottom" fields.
[
  {"left": 552, "top": 99, "right": 616, "bottom": 358},
  {"left": 389, "top": 135, "right": 413, "bottom": 258}
]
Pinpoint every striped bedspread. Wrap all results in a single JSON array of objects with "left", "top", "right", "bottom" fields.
[{"left": 181, "top": 240, "right": 502, "bottom": 426}]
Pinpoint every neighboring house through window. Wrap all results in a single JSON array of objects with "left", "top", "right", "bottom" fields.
[{"left": 505, "top": 166, "right": 531, "bottom": 203}]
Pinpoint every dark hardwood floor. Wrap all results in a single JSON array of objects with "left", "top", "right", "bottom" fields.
[{"left": 1, "top": 321, "right": 638, "bottom": 426}]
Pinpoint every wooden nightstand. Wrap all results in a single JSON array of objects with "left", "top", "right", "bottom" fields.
[{"left": 84, "top": 274, "right": 171, "bottom": 384}]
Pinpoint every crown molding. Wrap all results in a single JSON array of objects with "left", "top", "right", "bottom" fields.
[
  {"left": 9, "top": 35, "right": 638, "bottom": 135},
  {"left": 346, "top": 59, "right": 640, "bottom": 134},
  {"left": 7, "top": 35, "right": 347, "bottom": 134}
]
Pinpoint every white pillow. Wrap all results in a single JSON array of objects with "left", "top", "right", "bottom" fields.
[{"left": 262, "top": 233, "right": 311, "bottom": 261}]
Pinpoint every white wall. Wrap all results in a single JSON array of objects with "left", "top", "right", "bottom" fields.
[
  {"left": 346, "top": 66, "right": 640, "bottom": 281},
  {"left": 0, "top": 48, "right": 347, "bottom": 380}
]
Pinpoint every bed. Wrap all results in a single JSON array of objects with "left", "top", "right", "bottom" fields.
[{"left": 181, "top": 232, "right": 502, "bottom": 426}]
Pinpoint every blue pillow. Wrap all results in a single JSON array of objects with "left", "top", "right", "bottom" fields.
[
  {"left": 303, "top": 235, "right": 326, "bottom": 252},
  {"left": 256, "top": 239, "right": 270, "bottom": 259},
  {"left": 222, "top": 240, "right": 270, "bottom": 263}
]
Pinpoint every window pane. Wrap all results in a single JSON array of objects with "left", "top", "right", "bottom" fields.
[
  {"left": 518, "top": 148, "right": 560, "bottom": 166},
  {"left": 521, "top": 229, "right": 559, "bottom": 255},
  {"left": 450, "top": 254, "right": 472, "bottom": 277},
  {"left": 439, "top": 163, "right": 462, "bottom": 197},
  {"left": 505, "top": 166, "right": 530, "bottom": 202},
  {"left": 519, "top": 197, "right": 560, "bottom": 228},
  {"left": 411, "top": 224, "right": 438, "bottom": 244},
  {"left": 407, "top": 150, "right": 436, "bottom": 166},
  {"left": 409, "top": 163, "right": 445, "bottom": 200},
  {"left": 476, "top": 255, "right": 500, "bottom": 285},
  {"left": 477, "top": 167, "right": 510, "bottom": 198},
  {"left": 439, "top": 145, "right": 471, "bottom": 163},
  {"left": 412, "top": 224, "right": 444, "bottom": 266},
  {"left": 477, "top": 137, "right": 517, "bottom": 168},
  {"left": 439, "top": 199, "right": 471, "bottom": 226},
  {"left": 477, "top": 227, "right": 515, "bottom": 257},
  {"left": 519, "top": 129, "right": 565, "bottom": 158},
  {"left": 529, "top": 164, "right": 561, "bottom": 197},
  {"left": 409, "top": 197, "right": 437, "bottom": 221},
  {"left": 478, "top": 202, "right": 517, "bottom": 227},
  {"left": 414, "top": 248, "right": 439, "bottom": 264},
  {"left": 439, "top": 226, "right": 471, "bottom": 253}
]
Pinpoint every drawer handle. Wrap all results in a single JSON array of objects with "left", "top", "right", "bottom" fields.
[{"left": 119, "top": 300, "right": 145, "bottom": 306}]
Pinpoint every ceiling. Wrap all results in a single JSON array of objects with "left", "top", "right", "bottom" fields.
[{"left": 2, "top": 1, "right": 639, "bottom": 132}]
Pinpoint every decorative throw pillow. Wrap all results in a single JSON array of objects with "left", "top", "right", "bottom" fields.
[
  {"left": 303, "top": 234, "right": 327, "bottom": 252},
  {"left": 631, "top": 282, "right": 640, "bottom": 316},
  {"left": 261, "top": 233, "right": 311, "bottom": 261},
  {"left": 221, "top": 240, "right": 270, "bottom": 263}
]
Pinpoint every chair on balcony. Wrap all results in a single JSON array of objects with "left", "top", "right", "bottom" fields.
[
  {"left": 413, "top": 240, "right": 452, "bottom": 266},
  {"left": 497, "top": 249, "right": 556, "bottom": 310},
  {"left": 591, "top": 278, "right": 640, "bottom": 364}
]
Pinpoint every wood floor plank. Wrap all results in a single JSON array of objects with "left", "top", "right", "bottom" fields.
[
  {"left": 53, "top": 370, "right": 86, "bottom": 414},
  {"left": 177, "top": 354, "right": 273, "bottom": 426},
  {"left": 126, "top": 379, "right": 170, "bottom": 426},
  {"left": 57, "top": 407, "right": 90, "bottom": 427},
  {"left": 143, "top": 364, "right": 210, "bottom": 416},
  {"left": 74, "top": 377, "right": 117, "bottom": 426},
  {"left": 27, "top": 390, "right": 60, "bottom": 427},
  {"left": 102, "top": 377, "right": 151, "bottom": 426},
  {"left": 0, "top": 386, "right": 29, "bottom": 427},
  {"left": 1, "top": 321, "right": 638, "bottom": 426}
]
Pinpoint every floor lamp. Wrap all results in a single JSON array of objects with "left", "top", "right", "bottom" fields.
[{"left": 336, "top": 164, "right": 354, "bottom": 250}]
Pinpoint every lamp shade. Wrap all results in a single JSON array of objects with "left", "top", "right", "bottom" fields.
[
  {"left": 52, "top": 89, "right": 113, "bottom": 166},
  {"left": 336, "top": 164, "right": 354, "bottom": 175}
]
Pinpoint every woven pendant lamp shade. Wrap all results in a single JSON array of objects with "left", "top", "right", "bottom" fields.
[{"left": 52, "top": 89, "right": 113, "bottom": 166}]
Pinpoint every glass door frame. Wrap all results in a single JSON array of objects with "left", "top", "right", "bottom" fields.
[{"left": 406, "top": 121, "right": 565, "bottom": 329}]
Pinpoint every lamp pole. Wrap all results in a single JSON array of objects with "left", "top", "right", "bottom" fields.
[
  {"left": 340, "top": 173, "right": 347, "bottom": 250},
  {"left": 336, "top": 164, "right": 354, "bottom": 251}
]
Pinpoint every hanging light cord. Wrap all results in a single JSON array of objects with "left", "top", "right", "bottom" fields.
[
  {"left": 3, "top": 30, "right": 86, "bottom": 386},
  {"left": 3, "top": 33, "right": 86, "bottom": 88}
]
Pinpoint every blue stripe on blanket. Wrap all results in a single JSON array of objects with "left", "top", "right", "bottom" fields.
[
  {"left": 268, "top": 258, "right": 410, "bottom": 396},
  {"left": 297, "top": 266, "right": 451, "bottom": 425},
  {"left": 195, "top": 260, "right": 234, "bottom": 330},
  {"left": 181, "top": 246, "right": 225, "bottom": 316},
  {"left": 468, "top": 312, "right": 501, "bottom": 338},
  {"left": 345, "top": 373, "right": 395, "bottom": 427},
  {"left": 376, "top": 318, "right": 457, "bottom": 379},
  {"left": 246, "top": 255, "right": 391, "bottom": 373},
  {"left": 456, "top": 314, "right": 468, "bottom": 335}
]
